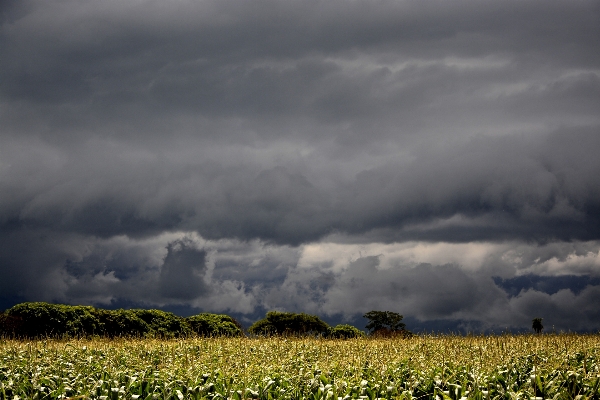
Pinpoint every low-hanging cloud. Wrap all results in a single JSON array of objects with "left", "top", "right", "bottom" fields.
[
  {"left": 2, "top": 229, "right": 600, "bottom": 331},
  {"left": 1, "top": 129, "right": 600, "bottom": 245}
]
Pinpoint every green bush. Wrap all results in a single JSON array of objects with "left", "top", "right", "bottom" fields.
[
  {"left": 0, "top": 302, "right": 242, "bottom": 338},
  {"left": 186, "top": 313, "right": 243, "bottom": 336},
  {"left": 328, "top": 324, "right": 365, "bottom": 339},
  {"left": 5, "top": 302, "right": 102, "bottom": 338},
  {"left": 248, "top": 311, "right": 330, "bottom": 336},
  {"left": 94, "top": 308, "right": 150, "bottom": 338}
]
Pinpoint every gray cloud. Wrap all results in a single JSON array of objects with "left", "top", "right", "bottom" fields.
[
  {"left": 2, "top": 228, "right": 600, "bottom": 331},
  {"left": 159, "top": 239, "right": 211, "bottom": 300},
  {"left": 253, "top": 240, "right": 600, "bottom": 331},
  {"left": 1, "top": 0, "right": 599, "bottom": 329},
  {"left": 1, "top": 128, "right": 599, "bottom": 245}
]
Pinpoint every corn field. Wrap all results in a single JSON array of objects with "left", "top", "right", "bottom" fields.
[{"left": 1, "top": 334, "right": 599, "bottom": 400}]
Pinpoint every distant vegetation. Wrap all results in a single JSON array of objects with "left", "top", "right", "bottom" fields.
[
  {"left": 328, "top": 323, "right": 365, "bottom": 339},
  {"left": 0, "top": 302, "right": 243, "bottom": 338},
  {"left": 363, "top": 310, "right": 411, "bottom": 337},
  {"left": 248, "top": 311, "right": 330, "bottom": 336},
  {"left": 0, "top": 302, "right": 411, "bottom": 339},
  {"left": 248, "top": 311, "right": 365, "bottom": 338}
]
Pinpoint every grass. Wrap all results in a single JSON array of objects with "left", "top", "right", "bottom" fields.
[{"left": 1, "top": 334, "right": 599, "bottom": 399}]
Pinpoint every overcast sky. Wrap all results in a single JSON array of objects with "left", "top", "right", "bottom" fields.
[{"left": 1, "top": 0, "right": 600, "bottom": 332}]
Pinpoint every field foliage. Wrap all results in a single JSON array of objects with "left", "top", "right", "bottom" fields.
[{"left": 1, "top": 334, "right": 599, "bottom": 400}]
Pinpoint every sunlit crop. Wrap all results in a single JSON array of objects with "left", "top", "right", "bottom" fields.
[{"left": 1, "top": 334, "right": 599, "bottom": 399}]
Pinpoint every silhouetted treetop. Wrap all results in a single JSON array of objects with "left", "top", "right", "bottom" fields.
[{"left": 363, "top": 310, "right": 406, "bottom": 334}]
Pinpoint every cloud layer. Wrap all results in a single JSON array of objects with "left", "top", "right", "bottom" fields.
[
  {"left": 1, "top": 0, "right": 599, "bottom": 330},
  {"left": 3, "top": 230, "right": 600, "bottom": 331}
]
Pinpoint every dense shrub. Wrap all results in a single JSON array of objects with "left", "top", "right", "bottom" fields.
[
  {"left": 94, "top": 308, "right": 151, "bottom": 338},
  {"left": 1, "top": 303, "right": 368, "bottom": 339},
  {"left": 129, "top": 309, "right": 191, "bottom": 338},
  {"left": 328, "top": 324, "right": 365, "bottom": 339},
  {"left": 4, "top": 302, "right": 102, "bottom": 338},
  {"left": 0, "top": 302, "right": 241, "bottom": 338},
  {"left": 248, "top": 311, "right": 330, "bottom": 336},
  {"left": 186, "top": 313, "right": 243, "bottom": 336}
]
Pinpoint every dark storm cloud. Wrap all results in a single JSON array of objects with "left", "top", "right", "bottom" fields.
[
  {"left": 4, "top": 129, "right": 598, "bottom": 244},
  {"left": 0, "top": 231, "right": 257, "bottom": 311},
  {"left": 258, "top": 242, "right": 600, "bottom": 331},
  {"left": 494, "top": 275, "right": 600, "bottom": 298},
  {"left": 158, "top": 239, "right": 211, "bottom": 300},
  {"left": 344, "top": 127, "right": 600, "bottom": 243},
  {"left": 2, "top": 228, "right": 600, "bottom": 331},
  {"left": 2, "top": 0, "right": 599, "bottom": 133},
  {"left": 1, "top": 0, "right": 600, "bottom": 329}
]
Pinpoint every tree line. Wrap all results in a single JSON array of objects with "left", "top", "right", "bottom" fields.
[
  {"left": 0, "top": 302, "right": 242, "bottom": 338},
  {"left": 0, "top": 302, "right": 410, "bottom": 339}
]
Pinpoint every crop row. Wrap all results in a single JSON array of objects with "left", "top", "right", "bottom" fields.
[{"left": 1, "top": 335, "right": 599, "bottom": 400}]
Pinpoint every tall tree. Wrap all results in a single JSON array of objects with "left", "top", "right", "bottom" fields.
[
  {"left": 532, "top": 317, "right": 544, "bottom": 334},
  {"left": 363, "top": 311, "right": 406, "bottom": 334}
]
